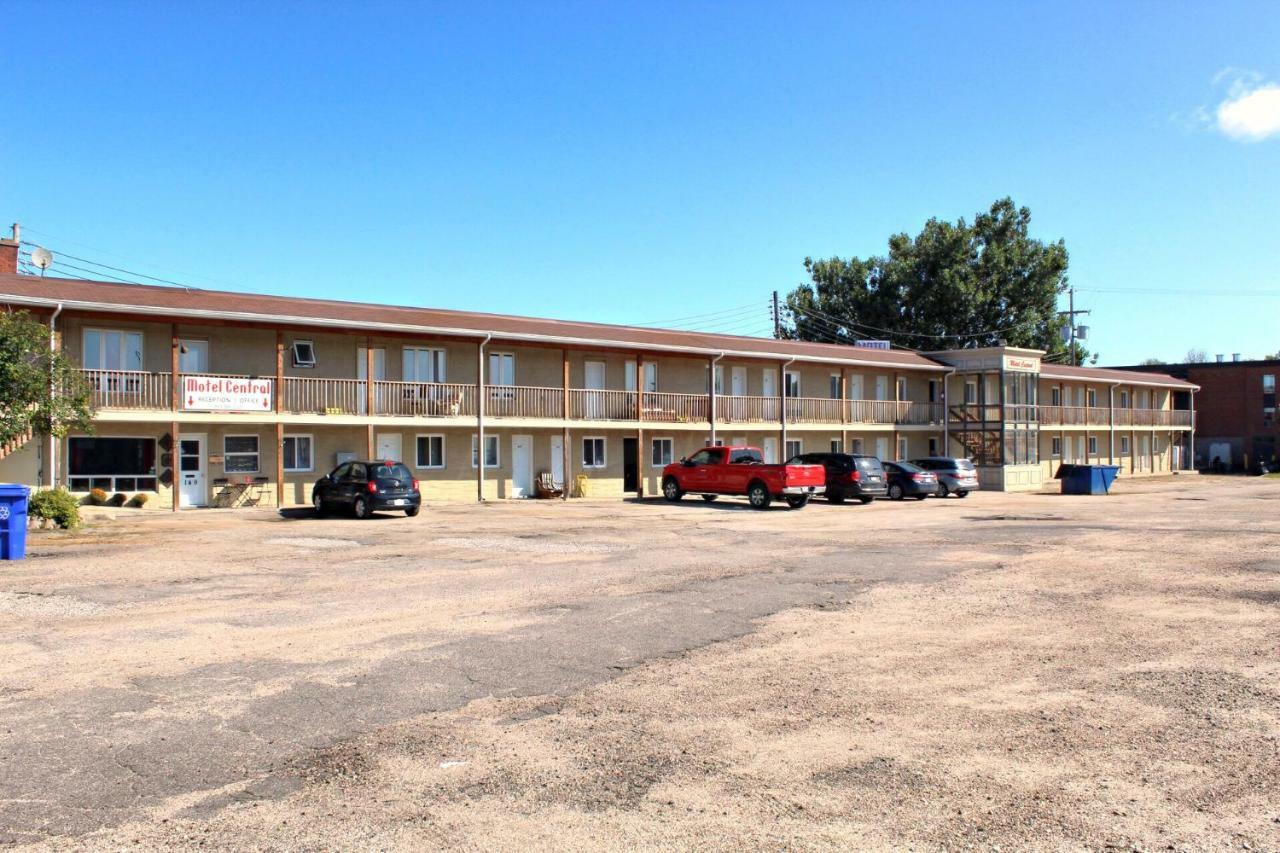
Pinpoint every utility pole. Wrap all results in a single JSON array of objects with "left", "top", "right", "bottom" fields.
[
  {"left": 772, "top": 291, "right": 781, "bottom": 339},
  {"left": 1059, "top": 286, "right": 1091, "bottom": 366}
]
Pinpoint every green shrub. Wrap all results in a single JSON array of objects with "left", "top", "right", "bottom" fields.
[
  {"left": 130, "top": 493, "right": 151, "bottom": 508},
  {"left": 88, "top": 487, "right": 108, "bottom": 505},
  {"left": 109, "top": 493, "right": 127, "bottom": 507},
  {"left": 28, "top": 488, "right": 82, "bottom": 529}
]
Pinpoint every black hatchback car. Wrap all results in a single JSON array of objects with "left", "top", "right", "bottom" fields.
[
  {"left": 881, "top": 461, "right": 939, "bottom": 501},
  {"left": 787, "top": 453, "right": 888, "bottom": 504},
  {"left": 312, "top": 460, "right": 421, "bottom": 518}
]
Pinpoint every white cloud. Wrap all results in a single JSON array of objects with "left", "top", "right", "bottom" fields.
[{"left": 1216, "top": 82, "right": 1280, "bottom": 141}]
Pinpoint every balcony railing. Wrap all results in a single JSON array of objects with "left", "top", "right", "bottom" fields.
[
  {"left": 644, "top": 392, "right": 710, "bottom": 423},
  {"left": 720, "top": 395, "right": 779, "bottom": 423},
  {"left": 569, "top": 388, "right": 635, "bottom": 420},
  {"left": 374, "top": 381, "right": 477, "bottom": 418},
  {"left": 286, "top": 377, "right": 366, "bottom": 415},
  {"left": 485, "top": 385, "right": 561, "bottom": 419},
  {"left": 82, "top": 369, "right": 171, "bottom": 410}
]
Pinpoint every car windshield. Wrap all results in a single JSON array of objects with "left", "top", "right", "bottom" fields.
[
  {"left": 956, "top": 458, "right": 976, "bottom": 471},
  {"left": 372, "top": 463, "right": 413, "bottom": 480},
  {"left": 732, "top": 449, "right": 764, "bottom": 464}
]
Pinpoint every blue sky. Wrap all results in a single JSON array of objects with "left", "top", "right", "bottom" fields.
[{"left": 3, "top": 1, "right": 1278, "bottom": 364}]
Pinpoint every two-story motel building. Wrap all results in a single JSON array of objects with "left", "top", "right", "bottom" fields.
[{"left": 0, "top": 261, "right": 1196, "bottom": 508}]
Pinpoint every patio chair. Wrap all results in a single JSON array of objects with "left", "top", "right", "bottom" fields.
[{"left": 534, "top": 470, "right": 563, "bottom": 499}]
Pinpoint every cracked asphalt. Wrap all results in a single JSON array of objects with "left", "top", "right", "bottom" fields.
[{"left": 2, "top": 476, "right": 1278, "bottom": 849}]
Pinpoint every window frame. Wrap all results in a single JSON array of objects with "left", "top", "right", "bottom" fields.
[
  {"left": 1051, "top": 436, "right": 1062, "bottom": 457},
  {"left": 784, "top": 438, "right": 803, "bottom": 459},
  {"left": 66, "top": 435, "right": 159, "bottom": 493},
  {"left": 471, "top": 434, "right": 500, "bottom": 468},
  {"left": 223, "top": 434, "right": 262, "bottom": 474},
  {"left": 582, "top": 436, "right": 607, "bottom": 469},
  {"left": 830, "top": 438, "right": 842, "bottom": 453},
  {"left": 487, "top": 351, "right": 516, "bottom": 386},
  {"left": 282, "top": 433, "right": 314, "bottom": 473},
  {"left": 415, "top": 434, "right": 446, "bottom": 470},
  {"left": 650, "top": 437, "right": 674, "bottom": 468},
  {"left": 290, "top": 340, "right": 317, "bottom": 369},
  {"left": 403, "top": 347, "right": 447, "bottom": 383},
  {"left": 1120, "top": 435, "right": 1131, "bottom": 454},
  {"left": 896, "top": 436, "right": 909, "bottom": 461},
  {"left": 1087, "top": 435, "right": 1099, "bottom": 456},
  {"left": 82, "top": 327, "right": 145, "bottom": 372}
]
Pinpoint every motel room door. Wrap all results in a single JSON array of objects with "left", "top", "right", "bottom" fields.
[
  {"left": 511, "top": 435, "right": 533, "bottom": 498},
  {"left": 623, "top": 437, "right": 638, "bottom": 493},
  {"left": 584, "top": 361, "right": 606, "bottom": 419},
  {"left": 375, "top": 433, "right": 403, "bottom": 462},
  {"left": 550, "top": 435, "right": 565, "bottom": 489},
  {"left": 358, "top": 347, "right": 387, "bottom": 415},
  {"left": 179, "top": 433, "right": 207, "bottom": 508}
]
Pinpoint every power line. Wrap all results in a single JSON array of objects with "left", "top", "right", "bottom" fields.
[
  {"left": 20, "top": 241, "right": 198, "bottom": 290},
  {"left": 636, "top": 302, "right": 766, "bottom": 327}
]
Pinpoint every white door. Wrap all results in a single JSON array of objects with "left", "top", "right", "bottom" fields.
[
  {"left": 762, "top": 369, "right": 777, "bottom": 398},
  {"left": 875, "top": 376, "right": 889, "bottom": 401},
  {"left": 179, "top": 433, "right": 206, "bottom": 508},
  {"left": 550, "top": 435, "right": 564, "bottom": 489},
  {"left": 762, "top": 437, "right": 778, "bottom": 464},
  {"left": 358, "top": 347, "right": 387, "bottom": 414},
  {"left": 375, "top": 433, "right": 403, "bottom": 462},
  {"left": 875, "top": 437, "right": 889, "bottom": 460},
  {"left": 512, "top": 435, "right": 533, "bottom": 498},
  {"left": 731, "top": 367, "right": 746, "bottom": 396},
  {"left": 849, "top": 374, "right": 863, "bottom": 400},
  {"left": 1075, "top": 436, "right": 1086, "bottom": 463},
  {"left": 584, "top": 361, "right": 606, "bottom": 418},
  {"left": 178, "top": 340, "right": 208, "bottom": 373}
]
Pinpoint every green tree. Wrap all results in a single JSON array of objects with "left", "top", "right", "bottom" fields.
[
  {"left": 1137, "top": 357, "right": 1166, "bottom": 366},
  {"left": 0, "top": 310, "right": 94, "bottom": 446},
  {"left": 781, "top": 198, "right": 1084, "bottom": 360}
]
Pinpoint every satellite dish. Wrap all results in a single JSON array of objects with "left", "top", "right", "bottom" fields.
[{"left": 30, "top": 247, "right": 53, "bottom": 271}]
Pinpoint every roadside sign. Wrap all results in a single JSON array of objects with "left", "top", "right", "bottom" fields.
[
  {"left": 182, "top": 376, "right": 273, "bottom": 412},
  {"left": 854, "top": 340, "right": 891, "bottom": 350}
]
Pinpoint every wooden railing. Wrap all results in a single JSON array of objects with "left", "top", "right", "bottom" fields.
[
  {"left": 643, "top": 392, "right": 709, "bottom": 423},
  {"left": 569, "top": 388, "right": 635, "bottom": 420},
  {"left": 785, "top": 397, "right": 845, "bottom": 424},
  {"left": 485, "top": 385, "right": 561, "bottom": 419},
  {"left": 374, "top": 381, "right": 476, "bottom": 418},
  {"left": 719, "top": 395, "right": 779, "bottom": 423},
  {"left": 285, "top": 377, "right": 366, "bottom": 414},
  {"left": 81, "top": 369, "right": 171, "bottom": 410}
]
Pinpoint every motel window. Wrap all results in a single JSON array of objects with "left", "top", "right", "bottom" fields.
[
  {"left": 1050, "top": 387, "right": 1061, "bottom": 406},
  {"left": 1088, "top": 436, "right": 1098, "bottom": 456},
  {"left": 785, "top": 439, "right": 803, "bottom": 459},
  {"left": 626, "top": 362, "right": 659, "bottom": 393},
  {"left": 1051, "top": 436, "right": 1062, "bottom": 457},
  {"left": 1087, "top": 388, "right": 1098, "bottom": 407},
  {"left": 290, "top": 340, "right": 316, "bottom": 368},
  {"left": 223, "top": 435, "right": 261, "bottom": 473},
  {"left": 67, "top": 437, "right": 157, "bottom": 492},
  {"left": 1121, "top": 435, "right": 1131, "bottom": 454},
  {"left": 829, "top": 375, "right": 841, "bottom": 399},
  {"left": 896, "top": 437, "right": 908, "bottom": 460},
  {"left": 471, "top": 435, "right": 499, "bottom": 468},
  {"left": 488, "top": 353, "right": 515, "bottom": 386},
  {"left": 404, "top": 348, "right": 446, "bottom": 383},
  {"left": 1264, "top": 375, "right": 1276, "bottom": 425},
  {"left": 282, "top": 434, "right": 313, "bottom": 472},
  {"left": 964, "top": 380, "right": 978, "bottom": 405},
  {"left": 928, "top": 437, "right": 939, "bottom": 456},
  {"left": 830, "top": 438, "right": 842, "bottom": 453},
  {"left": 416, "top": 435, "right": 445, "bottom": 469},
  {"left": 83, "top": 329, "right": 144, "bottom": 371},
  {"left": 851, "top": 438, "right": 864, "bottom": 454},
  {"left": 582, "top": 437, "right": 607, "bottom": 468},
  {"left": 650, "top": 438, "right": 674, "bottom": 467},
  {"left": 1119, "top": 390, "right": 1130, "bottom": 408},
  {"left": 896, "top": 377, "right": 907, "bottom": 400}
]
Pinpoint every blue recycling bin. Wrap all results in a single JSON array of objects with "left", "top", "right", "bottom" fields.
[
  {"left": 0, "top": 484, "right": 30, "bottom": 560},
  {"left": 1054, "top": 464, "right": 1120, "bottom": 495}
]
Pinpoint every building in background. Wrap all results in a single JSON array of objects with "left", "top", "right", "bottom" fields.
[
  {"left": 0, "top": 231, "right": 1196, "bottom": 506},
  {"left": 1122, "top": 356, "right": 1275, "bottom": 472}
]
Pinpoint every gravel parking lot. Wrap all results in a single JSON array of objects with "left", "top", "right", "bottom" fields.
[{"left": 2, "top": 477, "right": 1278, "bottom": 850}]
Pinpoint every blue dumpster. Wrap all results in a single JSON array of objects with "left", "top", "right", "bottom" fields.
[
  {"left": 0, "top": 484, "right": 30, "bottom": 560},
  {"left": 1054, "top": 464, "right": 1120, "bottom": 495}
]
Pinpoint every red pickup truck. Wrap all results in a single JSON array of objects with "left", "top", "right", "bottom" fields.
[{"left": 661, "top": 445, "right": 826, "bottom": 509}]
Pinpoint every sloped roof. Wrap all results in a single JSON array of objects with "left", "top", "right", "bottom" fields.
[{"left": 1041, "top": 362, "right": 1198, "bottom": 390}]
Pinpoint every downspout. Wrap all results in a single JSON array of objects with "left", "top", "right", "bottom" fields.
[
  {"left": 476, "top": 333, "right": 491, "bottom": 502},
  {"left": 780, "top": 357, "right": 796, "bottom": 457},
  {"left": 942, "top": 369, "right": 955, "bottom": 456},
  {"left": 708, "top": 352, "right": 724, "bottom": 445},
  {"left": 48, "top": 303, "right": 63, "bottom": 490},
  {"left": 1108, "top": 381, "right": 1120, "bottom": 464}
]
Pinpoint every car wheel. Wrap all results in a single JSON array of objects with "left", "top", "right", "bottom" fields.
[
  {"left": 747, "top": 482, "right": 772, "bottom": 509},
  {"left": 936, "top": 482, "right": 950, "bottom": 498},
  {"left": 858, "top": 496, "right": 874, "bottom": 504},
  {"left": 312, "top": 492, "right": 327, "bottom": 517},
  {"left": 785, "top": 495, "right": 810, "bottom": 509},
  {"left": 955, "top": 490, "right": 969, "bottom": 498},
  {"left": 888, "top": 483, "right": 904, "bottom": 501},
  {"left": 405, "top": 506, "right": 420, "bottom": 517},
  {"left": 701, "top": 494, "right": 718, "bottom": 503},
  {"left": 353, "top": 496, "right": 372, "bottom": 519},
  {"left": 662, "top": 477, "right": 684, "bottom": 502}
]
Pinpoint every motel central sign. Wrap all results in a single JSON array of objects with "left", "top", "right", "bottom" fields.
[{"left": 182, "top": 376, "right": 274, "bottom": 412}]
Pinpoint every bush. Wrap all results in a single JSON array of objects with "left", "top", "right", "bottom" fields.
[
  {"left": 88, "top": 487, "right": 108, "bottom": 505},
  {"left": 109, "top": 493, "right": 127, "bottom": 507},
  {"left": 130, "top": 493, "right": 150, "bottom": 508},
  {"left": 28, "top": 488, "right": 81, "bottom": 529}
]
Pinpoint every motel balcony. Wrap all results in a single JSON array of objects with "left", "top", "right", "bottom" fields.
[{"left": 78, "top": 370, "right": 950, "bottom": 427}]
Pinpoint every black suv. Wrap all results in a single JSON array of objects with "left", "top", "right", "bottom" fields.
[
  {"left": 787, "top": 453, "right": 888, "bottom": 504},
  {"left": 312, "top": 460, "right": 421, "bottom": 518}
]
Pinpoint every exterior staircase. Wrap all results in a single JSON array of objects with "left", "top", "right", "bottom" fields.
[{"left": 0, "top": 428, "right": 34, "bottom": 463}]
